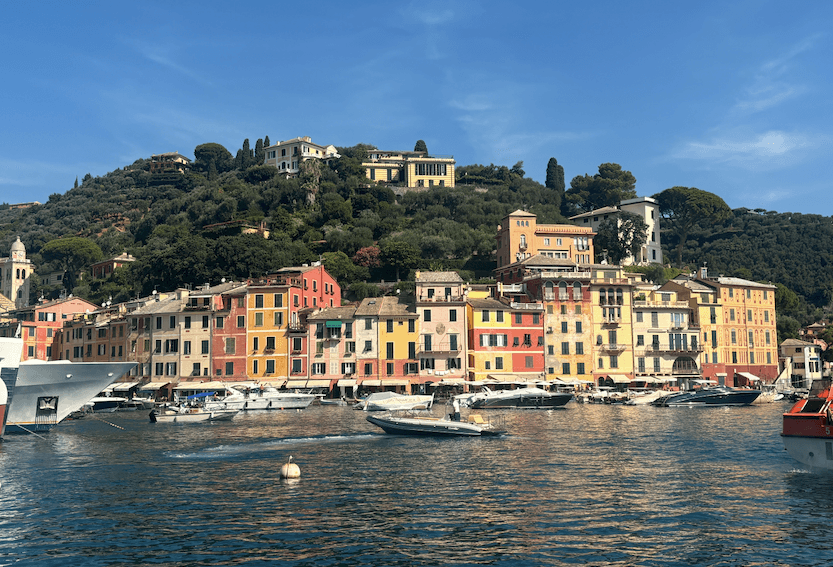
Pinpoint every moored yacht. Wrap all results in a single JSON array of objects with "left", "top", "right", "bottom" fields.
[
  {"left": 5, "top": 360, "right": 136, "bottom": 434},
  {"left": 0, "top": 337, "right": 24, "bottom": 437},
  {"left": 651, "top": 385, "right": 760, "bottom": 407},
  {"left": 461, "top": 386, "right": 572, "bottom": 409}
]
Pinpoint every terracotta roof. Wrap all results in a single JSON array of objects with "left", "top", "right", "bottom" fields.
[{"left": 415, "top": 271, "right": 464, "bottom": 283}]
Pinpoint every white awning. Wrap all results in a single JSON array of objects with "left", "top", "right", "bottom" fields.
[
  {"left": 380, "top": 379, "right": 411, "bottom": 387},
  {"left": 112, "top": 381, "right": 139, "bottom": 391},
  {"left": 360, "top": 379, "right": 381, "bottom": 386},
  {"left": 286, "top": 380, "right": 308, "bottom": 389},
  {"left": 337, "top": 379, "right": 357, "bottom": 387},
  {"left": 139, "top": 382, "right": 170, "bottom": 390},
  {"left": 607, "top": 374, "right": 631, "bottom": 384},
  {"left": 174, "top": 381, "right": 229, "bottom": 390},
  {"left": 736, "top": 371, "right": 761, "bottom": 382},
  {"left": 305, "top": 379, "right": 332, "bottom": 388},
  {"left": 635, "top": 376, "right": 662, "bottom": 384}
]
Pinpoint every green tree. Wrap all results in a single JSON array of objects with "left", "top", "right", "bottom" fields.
[
  {"left": 594, "top": 211, "right": 648, "bottom": 265},
  {"left": 414, "top": 140, "right": 427, "bottom": 153},
  {"left": 654, "top": 186, "right": 731, "bottom": 267},
  {"left": 545, "top": 158, "right": 565, "bottom": 192},
  {"left": 194, "top": 143, "right": 233, "bottom": 174},
  {"left": 322, "top": 251, "right": 369, "bottom": 286},
  {"left": 41, "top": 237, "right": 104, "bottom": 291},
  {"left": 564, "top": 163, "right": 636, "bottom": 215},
  {"left": 380, "top": 239, "right": 421, "bottom": 281},
  {"left": 510, "top": 161, "right": 525, "bottom": 178},
  {"left": 254, "top": 138, "right": 265, "bottom": 164}
]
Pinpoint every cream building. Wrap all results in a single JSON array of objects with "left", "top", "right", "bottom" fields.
[
  {"left": 570, "top": 196, "right": 662, "bottom": 265},
  {"left": 363, "top": 149, "right": 456, "bottom": 188},
  {"left": 264, "top": 136, "right": 340, "bottom": 175}
]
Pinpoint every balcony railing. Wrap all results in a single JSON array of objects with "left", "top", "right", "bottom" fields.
[
  {"left": 643, "top": 345, "right": 704, "bottom": 354},
  {"left": 418, "top": 295, "right": 464, "bottom": 303},
  {"left": 599, "top": 343, "right": 627, "bottom": 352}
]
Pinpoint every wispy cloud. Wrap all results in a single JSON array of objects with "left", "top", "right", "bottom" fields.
[
  {"left": 671, "top": 129, "right": 821, "bottom": 169},
  {"left": 126, "top": 39, "right": 213, "bottom": 86},
  {"left": 731, "top": 34, "right": 820, "bottom": 115}
]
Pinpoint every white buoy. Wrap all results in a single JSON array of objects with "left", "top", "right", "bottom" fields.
[{"left": 280, "top": 455, "right": 301, "bottom": 479}]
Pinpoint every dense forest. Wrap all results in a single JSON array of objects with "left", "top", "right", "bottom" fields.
[{"left": 0, "top": 140, "right": 830, "bottom": 341}]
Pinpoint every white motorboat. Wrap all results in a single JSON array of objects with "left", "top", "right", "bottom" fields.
[
  {"left": 461, "top": 386, "right": 572, "bottom": 409},
  {"left": 87, "top": 396, "right": 127, "bottom": 413},
  {"left": 5, "top": 360, "right": 136, "bottom": 434},
  {"left": 0, "top": 337, "right": 24, "bottom": 437},
  {"left": 358, "top": 392, "right": 434, "bottom": 412},
  {"left": 366, "top": 411, "right": 505, "bottom": 436},
  {"left": 623, "top": 390, "right": 669, "bottom": 405},
  {"left": 149, "top": 405, "right": 239, "bottom": 423},
  {"left": 234, "top": 386, "right": 315, "bottom": 410}
]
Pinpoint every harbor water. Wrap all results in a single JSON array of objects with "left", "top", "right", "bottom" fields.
[{"left": 1, "top": 401, "right": 830, "bottom": 566}]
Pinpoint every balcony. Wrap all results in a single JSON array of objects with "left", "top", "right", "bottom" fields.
[
  {"left": 601, "top": 318, "right": 621, "bottom": 326},
  {"left": 418, "top": 295, "right": 464, "bottom": 303},
  {"left": 643, "top": 345, "right": 704, "bottom": 354},
  {"left": 599, "top": 343, "right": 627, "bottom": 352}
]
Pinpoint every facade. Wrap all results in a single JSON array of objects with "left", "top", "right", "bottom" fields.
[
  {"left": 589, "top": 266, "right": 636, "bottom": 386},
  {"left": 631, "top": 287, "right": 701, "bottom": 385},
  {"left": 495, "top": 210, "right": 595, "bottom": 270},
  {"left": 570, "top": 197, "right": 662, "bottom": 265},
  {"left": 263, "top": 137, "right": 339, "bottom": 175},
  {"left": 363, "top": 150, "right": 456, "bottom": 188},
  {"left": 150, "top": 152, "right": 191, "bottom": 174},
  {"left": 466, "top": 297, "right": 514, "bottom": 382},
  {"left": 4, "top": 297, "right": 100, "bottom": 360},
  {"left": 520, "top": 272, "right": 594, "bottom": 382},
  {"left": 307, "top": 306, "right": 358, "bottom": 389},
  {"left": 779, "top": 338, "right": 823, "bottom": 390},
  {"left": 414, "top": 271, "right": 467, "bottom": 384},
  {"left": 90, "top": 253, "right": 136, "bottom": 280},
  {"left": 0, "top": 237, "right": 33, "bottom": 309}
]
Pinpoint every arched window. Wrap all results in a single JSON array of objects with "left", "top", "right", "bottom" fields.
[
  {"left": 16, "top": 269, "right": 19, "bottom": 279},
  {"left": 573, "top": 282, "right": 582, "bottom": 300},
  {"left": 600, "top": 288, "right": 607, "bottom": 305},
  {"left": 519, "top": 234, "right": 527, "bottom": 249},
  {"left": 616, "top": 288, "right": 623, "bottom": 305},
  {"left": 558, "top": 281, "right": 568, "bottom": 300}
]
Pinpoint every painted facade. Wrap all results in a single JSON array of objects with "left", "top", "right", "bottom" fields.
[{"left": 495, "top": 210, "right": 595, "bottom": 270}]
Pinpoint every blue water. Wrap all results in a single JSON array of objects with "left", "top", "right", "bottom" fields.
[{"left": 0, "top": 402, "right": 829, "bottom": 566}]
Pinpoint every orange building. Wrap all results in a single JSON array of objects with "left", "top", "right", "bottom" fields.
[{"left": 495, "top": 210, "right": 595, "bottom": 270}]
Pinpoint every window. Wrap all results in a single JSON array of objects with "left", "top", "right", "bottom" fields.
[
  {"left": 364, "top": 340, "right": 372, "bottom": 352},
  {"left": 561, "top": 305, "right": 567, "bottom": 315},
  {"left": 424, "top": 309, "right": 432, "bottom": 322},
  {"left": 216, "top": 316, "right": 224, "bottom": 329},
  {"left": 610, "top": 355, "right": 618, "bottom": 368},
  {"left": 747, "top": 309, "right": 753, "bottom": 322},
  {"left": 575, "top": 305, "right": 582, "bottom": 315},
  {"left": 576, "top": 322, "right": 582, "bottom": 334},
  {"left": 225, "top": 338, "right": 235, "bottom": 354},
  {"left": 255, "top": 313, "right": 263, "bottom": 327},
  {"left": 561, "top": 322, "right": 568, "bottom": 333},
  {"left": 201, "top": 340, "right": 209, "bottom": 354},
  {"left": 449, "top": 334, "right": 458, "bottom": 351},
  {"left": 365, "top": 318, "right": 372, "bottom": 330},
  {"left": 237, "top": 316, "right": 245, "bottom": 328},
  {"left": 764, "top": 311, "right": 769, "bottom": 323},
  {"left": 636, "top": 335, "right": 644, "bottom": 346},
  {"left": 312, "top": 363, "right": 326, "bottom": 375},
  {"left": 266, "top": 360, "right": 275, "bottom": 374},
  {"left": 730, "top": 309, "right": 735, "bottom": 321},
  {"left": 575, "top": 342, "right": 584, "bottom": 355},
  {"left": 274, "top": 293, "right": 283, "bottom": 307},
  {"left": 482, "top": 310, "right": 490, "bottom": 322},
  {"left": 408, "top": 342, "right": 416, "bottom": 359},
  {"left": 636, "top": 312, "right": 643, "bottom": 323},
  {"left": 533, "top": 313, "right": 540, "bottom": 325},
  {"left": 561, "top": 342, "right": 570, "bottom": 355},
  {"left": 495, "top": 357, "right": 503, "bottom": 370},
  {"left": 156, "top": 317, "right": 162, "bottom": 330},
  {"left": 449, "top": 309, "right": 457, "bottom": 322},
  {"left": 408, "top": 320, "right": 415, "bottom": 333},
  {"left": 525, "top": 356, "right": 533, "bottom": 368},
  {"left": 387, "top": 320, "right": 394, "bottom": 333},
  {"left": 562, "top": 363, "right": 570, "bottom": 375},
  {"left": 638, "top": 357, "right": 645, "bottom": 373},
  {"left": 183, "top": 341, "right": 191, "bottom": 355},
  {"left": 202, "top": 315, "right": 209, "bottom": 329},
  {"left": 496, "top": 311, "right": 504, "bottom": 323},
  {"left": 515, "top": 313, "right": 523, "bottom": 324},
  {"left": 166, "top": 362, "right": 177, "bottom": 376},
  {"left": 170, "top": 316, "right": 176, "bottom": 328},
  {"left": 274, "top": 312, "right": 283, "bottom": 326},
  {"left": 577, "top": 362, "right": 585, "bottom": 375},
  {"left": 364, "top": 363, "right": 373, "bottom": 375},
  {"left": 386, "top": 343, "right": 394, "bottom": 359},
  {"left": 653, "top": 357, "right": 661, "bottom": 372},
  {"left": 386, "top": 362, "right": 394, "bottom": 375}
]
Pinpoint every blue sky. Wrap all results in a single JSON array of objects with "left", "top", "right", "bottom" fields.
[{"left": 3, "top": 1, "right": 831, "bottom": 216}]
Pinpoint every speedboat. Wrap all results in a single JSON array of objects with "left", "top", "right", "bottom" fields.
[
  {"left": 149, "top": 405, "right": 239, "bottom": 423},
  {"left": 87, "top": 396, "right": 127, "bottom": 413},
  {"left": 358, "top": 392, "right": 434, "bottom": 412},
  {"left": 463, "top": 386, "right": 572, "bottom": 409},
  {"left": 651, "top": 385, "right": 761, "bottom": 407},
  {"left": 5, "top": 360, "right": 136, "bottom": 434},
  {"left": 366, "top": 411, "right": 505, "bottom": 437},
  {"left": 782, "top": 384, "right": 833, "bottom": 470}
]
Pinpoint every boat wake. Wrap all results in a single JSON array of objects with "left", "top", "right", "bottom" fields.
[{"left": 166, "top": 433, "right": 379, "bottom": 460}]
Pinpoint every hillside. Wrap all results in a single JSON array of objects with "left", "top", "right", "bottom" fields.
[{"left": 1, "top": 141, "right": 830, "bottom": 329}]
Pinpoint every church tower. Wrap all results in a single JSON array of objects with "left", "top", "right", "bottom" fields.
[{"left": 0, "top": 237, "right": 34, "bottom": 308}]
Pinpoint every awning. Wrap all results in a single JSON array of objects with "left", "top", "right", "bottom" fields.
[
  {"left": 380, "top": 379, "right": 411, "bottom": 387},
  {"left": 286, "top": 380, "right": 308, "bottom": 389},
  {"left": 174, "top": 381, "right": 229, "bottom": 390},
  {"left": 325, "top": 320, "right": 342, "bottom": 328},
  {"left": 305, "top": 379, "right": 332, "bottom": 388},
  {"left": 607, "top": 374, "right": 631, "bottom": 384},
  {"left": 112, "top": 381, "right": 139, "bottom": 392},
  {"left": 635, "top": 376, "right": 662, "bottom": 384},
  {"left": 337, "top": 379, "right": 357, "bottom": 387},
  {"left": 360, "top": 379, "right": 381, "bottom": 386},
  {"left": 139, "top": 382, "right": 169, "bottom": 390},
  {"left": 736, "top": 371, "right": 761, "bottom": 382}
]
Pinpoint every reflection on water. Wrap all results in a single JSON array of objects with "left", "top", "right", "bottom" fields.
[{"left": 1, "top": 403, "right": 832, "bottom": 565}]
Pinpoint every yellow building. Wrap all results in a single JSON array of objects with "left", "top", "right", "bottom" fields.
[
  {"left": 496, "top": 210, "right": 595, "bottom": 270},
  {"left": 363, "top": 149, "right": 455, "bottom": 188},
  {"left": 466, "top": 297, "right": 515, "bottom": 382},
  {"left": 588, "top": 266, "right": 636, "bottom": 386},
  {"left": 245, "top": 283, "right": 290, "bottom": 382}
]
